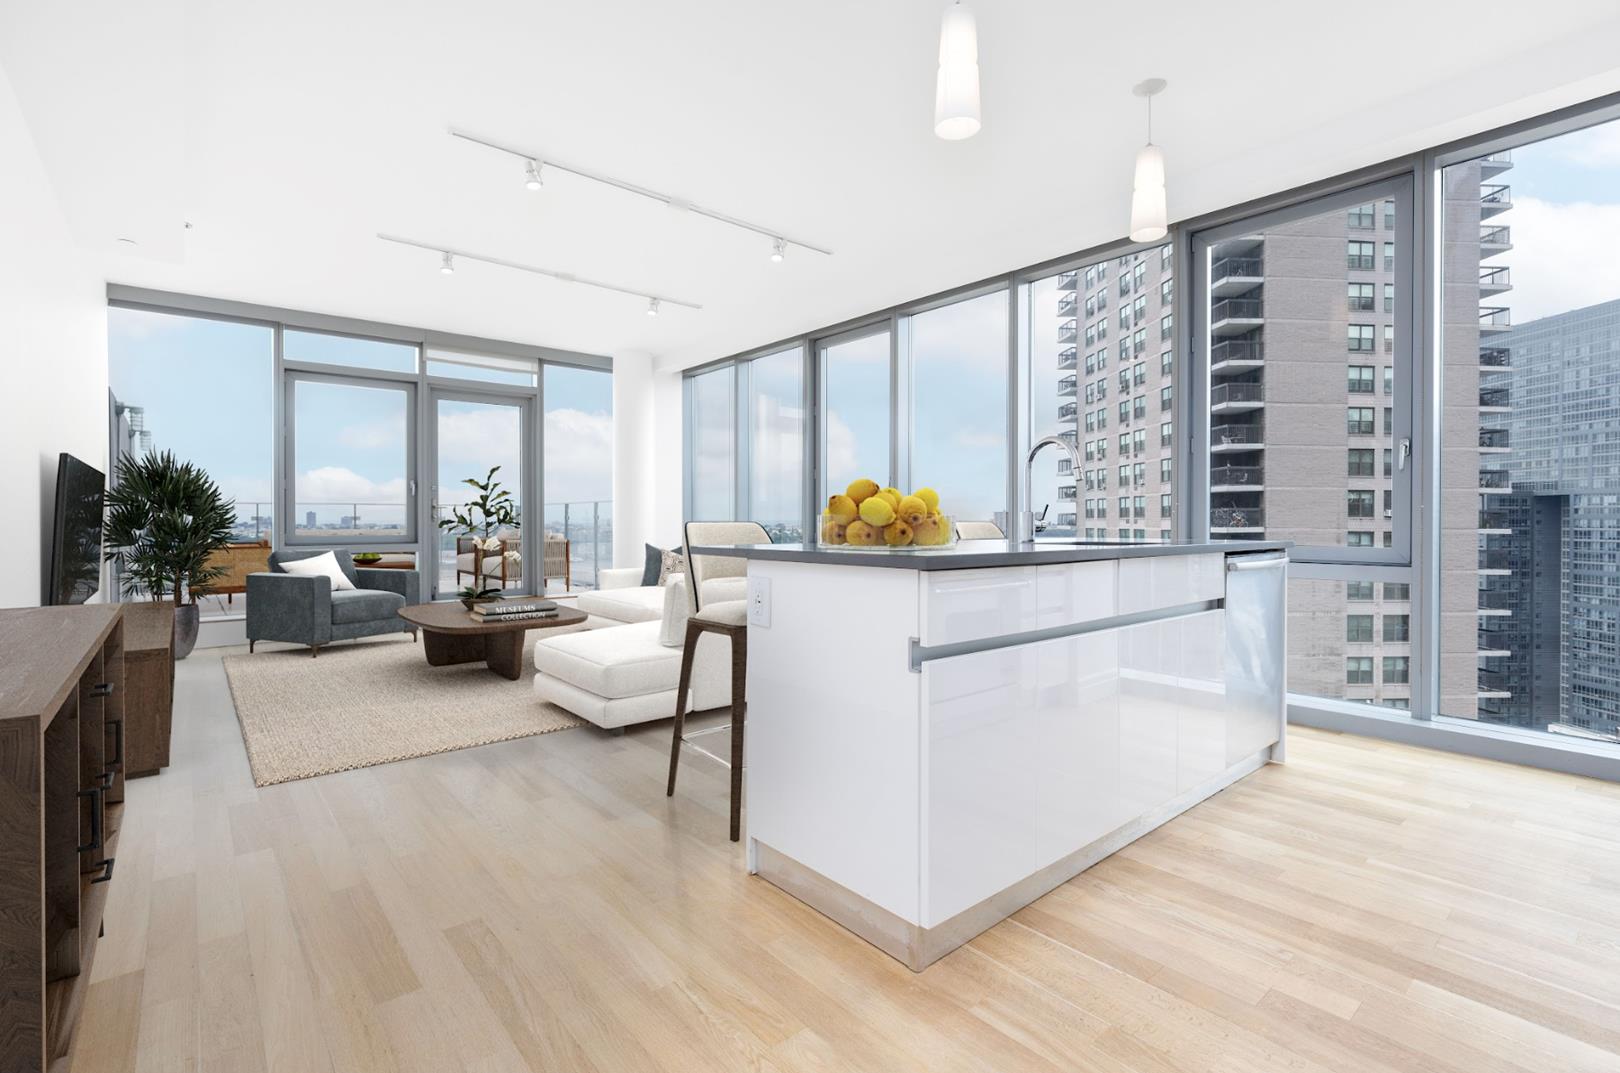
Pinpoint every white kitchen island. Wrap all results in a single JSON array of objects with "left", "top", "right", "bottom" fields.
[{"left": 688, "top": 538, "right": 1289, "bottom": 971}]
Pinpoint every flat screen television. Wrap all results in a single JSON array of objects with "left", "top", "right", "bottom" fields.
[{"left": 48, "top": 452, "right": 105, "bottom": 605}]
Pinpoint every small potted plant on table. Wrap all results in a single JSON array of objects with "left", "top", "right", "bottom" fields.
[{"left": 439, "top": 465, "right": 521, "bottom": 609}]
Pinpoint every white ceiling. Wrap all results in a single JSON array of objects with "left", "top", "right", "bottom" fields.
[{"left": 5, "top": 1, "right": 1620, "bottom": 370}]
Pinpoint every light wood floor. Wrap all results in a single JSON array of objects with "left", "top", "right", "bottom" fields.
[{"left": 73, "top": 643, "right": 1620, "bottom": 1073}]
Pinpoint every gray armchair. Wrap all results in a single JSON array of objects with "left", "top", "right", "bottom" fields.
[{"left": 246, "top": 548, "right": 421, "bottom": 656}]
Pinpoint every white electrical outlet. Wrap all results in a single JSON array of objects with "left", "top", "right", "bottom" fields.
[{"left": 748, "top": 575, "right": 771, "bottom": 627}]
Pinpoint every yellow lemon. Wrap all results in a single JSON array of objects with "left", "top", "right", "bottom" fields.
[
  {"left": 913, "top": 487, "right": 940, "bottom": 513},
  {"left": 845, "top": 478, "right": 880, "bottom": 504},
  {"left": 859, "top": 496, "right": 896, "bottom": 527},
  {"left": 883, "top": 520, "right": 914, "bottom": 546},
  {"left": 912, "top": 515, "right": 945, "bottom": 546},
  {"left": 820, "top": 518, "right": 848, "bottom": 545},
  {"left": 844, "top": 519, "right": 881, "bottom": 546},
  {"left": 825, "top": 494, "right": 858, "bottom": 524},
  {"left": 897, "top": 495, "right": 928, "bottom": 526}
]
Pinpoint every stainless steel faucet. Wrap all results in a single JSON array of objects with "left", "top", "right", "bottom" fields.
[{"left": 1018, "top": 434, "right": 1084, "bottom": 543}]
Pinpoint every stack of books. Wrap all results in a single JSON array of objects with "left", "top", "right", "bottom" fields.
[{"left": 470, "top": 598, "right": 560, "bottom": 623}]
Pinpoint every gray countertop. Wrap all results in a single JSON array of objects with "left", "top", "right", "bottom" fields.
[{"left": 687, "top": 538, "right": 1290, "bottom": 571}]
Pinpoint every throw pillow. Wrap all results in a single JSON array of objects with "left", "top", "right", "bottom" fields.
[
  {"left": 658, "top": 575, "right": 690, "bottom": 647},
  {"left": 278, "top": 550, "right": 357, "bottom": 591},
  {"left": 640, "top": 543, "right": 663, "bottom": 587},
  {"left": 657, "top": 548, "right": 686, "bottom": 586}
]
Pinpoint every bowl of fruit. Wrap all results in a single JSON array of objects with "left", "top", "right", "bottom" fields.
[{"left": 818, "top": 479, "right": 955, "bottom": 549}]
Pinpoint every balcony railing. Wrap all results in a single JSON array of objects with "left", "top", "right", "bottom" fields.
[
  {"left": 1479, "top": 266, "right": 1512, "bottom": 290},
  {"left": 1479, "top": 469, "right": 1511, "bottom": 489},
  {"left": 1211, "top": 255, "right": 1263, "bottom": 285},
  {"left": 1478, "top": 668, "right": 1514, "bottom": 693},
  {"left": 1479, "top": 511, "right": 1511, "bottom": 530},
  {"left": 1478, "top": 591, "right": 1515, "bottom": 612},
  {"left": 1058, "top": 485, "right": 1077, "bottom": 500},
  {"left": 1058, "top": 401, "right": 1078, "bottom": 420},
  {"left": 1211, "top": 297, "right": 1263, "bottom": 323},
  {"left": 1478, "top": 387, "right": 1509, "bottom": 408},
  {"left": 1479, "top": 346, "right": 1509, "bottom": 367},
  {"left": 1210, "top": 338, "right": 1263, "bottom": 366},
  {"left": 1479, "top": 428, "right": 1510, "bottom": 449},
  {"left": 1211, "top": 382, "right": 1264, "bottom": 407},
  {"left": 1480, "top": 184, "right": 1512, "bottom": 214},
  {"left": 1211, "top": 507, "right": 1264, "bottom": 529},
  {"left": 1058, "top": 374, "right": 1077, "bottom": 396},
  {"left": 1210, "top": 465, "right": 1263, "bottom": 487},
  {"left": 1058, "top": 346, "right": 1077, "bottom": 370},
  {"left": 1211, "top": 423, "right": 1264, "bottom": 447},
  {"left": 1057, "top": 270, "right": 1078, "bottom": 291},
  {"left": 1058, "top": 293, "right": 1078, "bottom": 315},
  {"left": 1479, "top": 550, "right": 1512, "bottom": 571},
  {"left": 1480, "top": 225, "right": 1511, "bottom": 247},
  {"left": 1058, "top": 320, "right": 1078, "bottom": 342},
  {"left": 1479, "top": 307, "right": 1511, "bottom": 330},
  {"left": 1479, "top": 150, "right": 1513, "bottom": 171}
]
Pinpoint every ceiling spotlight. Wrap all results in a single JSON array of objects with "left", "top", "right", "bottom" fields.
[
  {"left": 1129, "top": 78, "right": 1169, "bottom": 243},
  {"left": 524, "top": 159, "right": 543, "bottom": 191},
  {"left": 440, "top": 251, "right": 455, "bottom": 274},
  {"left": 647, "top": 297, "right": 660, "bottom": 317},
  {"left": 770, "top": 237, "right": 786, "bottom": 263},
  {"left": 934, "top": 1, "right": 982, "bottom": 140}
]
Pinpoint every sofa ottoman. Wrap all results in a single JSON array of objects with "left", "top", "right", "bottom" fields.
[{"left": 532, "top": 619, "right": 731, "bottom": 730}]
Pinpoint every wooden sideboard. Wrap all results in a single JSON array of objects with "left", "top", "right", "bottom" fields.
[{"left": 0, "top": 605, "right": 127, "bottom": 1072}]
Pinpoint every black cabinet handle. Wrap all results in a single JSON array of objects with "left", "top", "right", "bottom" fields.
[
  {"left": 107, "top": 718, "right": 124, "bottom": 769},
  {"left": 91, "top": 682, "right": 114, "bottom": 697},
  {"left": 91, "top": 857, "right": 115, "bottom": 884},
  {"left": 77, "top": 784, "right": 103, "bottom": 853}
]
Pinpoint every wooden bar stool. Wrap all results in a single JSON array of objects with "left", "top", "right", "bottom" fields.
[{"left": 666, "top": 521, "right": 768, "bottom": 842}]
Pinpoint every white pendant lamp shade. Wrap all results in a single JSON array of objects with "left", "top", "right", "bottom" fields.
[
  {"left": 1129, "top": 143, "right": 1168, "bottom": 242},
  {"left": 934, "top": 4, "right": 981, "bottom": 141}
]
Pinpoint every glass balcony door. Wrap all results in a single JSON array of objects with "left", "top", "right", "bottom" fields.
[{"left": 430, "top": 388, "right": 534, "bottom": 601}]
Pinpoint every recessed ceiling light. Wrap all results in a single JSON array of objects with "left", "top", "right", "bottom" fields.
[
  {"left": 524, "top": 159, "right": 543, "bottom": 191},
  {"left": 440, "top": 251, "right": 455, "bottom": 274}
]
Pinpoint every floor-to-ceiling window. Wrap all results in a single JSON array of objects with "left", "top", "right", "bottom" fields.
[
  {"left": 910, "top": 291, "right": 1008, "bottom": 523},
  {"left": 286, "top": 374, "right": 415, "bottom": 542},
  {"left": 1438, "top": 113, "right": 1620, "bottom": 744},
  {"left": 108, "top": 306, "right": 275, "bottom": 618},
  {"left": 746, "top": 347, "right": 807, "bottom": 541},
  {"left": 543, "top": 364, "right": 613, "bottom": 590},
  {"left": 818, "top": 327, "right": 892, "bottom": 503},
  {"left": 687, "top": 365, "right": 736, "bottom": 522}
]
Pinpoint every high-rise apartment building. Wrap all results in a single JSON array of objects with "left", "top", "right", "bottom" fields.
[{"left": 1047, "top": 162, "right": 1510, "bottom": 712}]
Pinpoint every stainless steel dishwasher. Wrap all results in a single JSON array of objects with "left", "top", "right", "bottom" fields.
[{"left": 1224, "top": 551, "right": 1288, "bottom": 763}]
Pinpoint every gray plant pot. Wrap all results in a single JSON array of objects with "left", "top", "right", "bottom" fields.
[{"left": 173, "top": 602, "right": 200, "bottom": 660}]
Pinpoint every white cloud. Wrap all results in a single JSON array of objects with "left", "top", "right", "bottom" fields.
[
  {"left": 295, "top": 466, "right": 408, "bottom": 505},
  {"left": 1546, "top": 122, "right": 1620, "bottom": 169},
  {"left": 823, "top": 411, "right": 858, "bottom": 485},
  {"left": 337, "top": 416, "right": 407, "bottom": 451},
  {"left": 543, "top": 407, "right": 613, "bottom": 505},
  {"left": 1496, "top": 196, "right": 1620, "bottom": 323}
]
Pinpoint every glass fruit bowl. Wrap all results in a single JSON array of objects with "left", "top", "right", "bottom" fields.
[{"left": 817, "top": 512, "right": 956, "bottom": 550}]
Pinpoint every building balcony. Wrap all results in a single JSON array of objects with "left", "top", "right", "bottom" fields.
[
  {"left": 1478, "top": 386, "right": 1510, "bottom": 410},
  {"left": 1479, "top": 468, "right": 1511, "bottom": 493},
  {"left": 1058, "top": 401, "right": 1078, "bottom": 422},
  {"left": 1210, "top": 255, "right": 1263, "bottom": 297},
  {"left": 1479, "top": 550, "right": 1512, "bottom": 573},
  {"left": 1058, "top": 484, "right": 1077, "bottom": 501},
  {"left": 1057, "top": 346, "right": 1077, "bottom": 370},
  {"left": 1478, "top": 511, "right": 1512, "bottom": 533},
  {"left": 1477, "top": 591, "right": 1514, "bottom": 614},
  {"left": 1210, "top": 297, "right": 1264, "bottom": 337},
  {"left": 1210, "top": 337, "right": 1264, "bottom": 373},
  {"left": 1477, "top": 630, "right": 1512, "bottom": 658},
  {"left": 1057, "top": 270, "right": 1078, "bottom": 291},
  {"left": 1479, "top": 428, "right": 1510, "bottom": 451},
  {"left": 1478, "top": 669, "right": 1515, "bottom": 696},
  {"left": 1056, "top": 513, "right": 1077, "bottom": 527},
  {"left": 1210, "top": 464, "right": 1263, "bottom": 490},
  {"left": 1211, "top": 382, "right": 1264, "bottom": 412},
  {"left": 1479, "top": 307, "right": 1511, "bottom": 333},
  {"left": 1479, "top": 150, "right": 1513, "bottom": 177},
  {"left": 1057, "top": 374, "right": 1077, "bottom": 397},
  {"left": 1058, "top": 320, "right": 1078, "bottom": 344},
  {"left": 1211, "top": 423, "right": 1264, "bottom": 451},
  {"left": 1478, "top": 266, "right": 1512, "bottom": 295},
  {"left": 1210, "top": 506, "right": 1264, "bottom": 531},
  {"left": 1058, "top": 292, "right": 1078, "bottom": 316},
  {"left": 1478, "top": 346, "right": 1509, "bottom": 370},
  {"left": 1479, "top": 184, "right": 1512, "bottom": 219},
  {"left": 1479, "top": 226, "right": 1512, "bottom": 255}
]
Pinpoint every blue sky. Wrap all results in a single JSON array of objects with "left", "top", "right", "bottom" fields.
[{"left": 108, "top": 308, "right": 612, "bottom": 530}]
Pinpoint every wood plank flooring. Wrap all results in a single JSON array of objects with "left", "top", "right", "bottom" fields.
[{"left": 72, "top": 642, "right": 1620, "bottom": 1073}]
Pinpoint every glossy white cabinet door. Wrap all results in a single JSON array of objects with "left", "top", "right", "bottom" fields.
[
  {"left": 1035, "top": 561, "right": 1118, "bottom": 629},
  {"left": 1117, "top": 553, "right": 1225, "bottom": 615},
  {"left": 1032, "top": 628, "right": 1122, "bottom": 870},
  {"left": 1117, "top": 619, "right": 1181, "bottom": 818},
  {"left": 1176, "top": 610, "right": 1228, "bottom": 793},
  {"left": 922, "top": 645, "right": 1038, "bottom": 926},
  {"left": 921, "top": 567, "right": 1039, "bottom": 647}
]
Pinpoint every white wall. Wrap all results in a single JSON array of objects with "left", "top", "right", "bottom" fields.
[
  {"left": 0, "top": 63, "right": 107, "bottom": 608},
  {"left": 651, "top": 364, "right": 685, "bottom": 546}
]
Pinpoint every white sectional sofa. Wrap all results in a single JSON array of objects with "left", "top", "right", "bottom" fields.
[{"left": 534, "top": 569, "right": 742, "bottom": 731}]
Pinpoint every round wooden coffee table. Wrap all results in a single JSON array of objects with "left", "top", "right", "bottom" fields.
[{"left": 398, "top": 602, "right": 587, "bottom": 680}]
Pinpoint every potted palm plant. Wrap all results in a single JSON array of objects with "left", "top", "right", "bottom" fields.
[
  {"left": 103, "top": 451, "right": 236, "bottom": 659},
  {"left": 437, "top": 465, "right": 521, "bottom": 608}
]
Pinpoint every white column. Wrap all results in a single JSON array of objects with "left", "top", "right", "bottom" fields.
[{"left": 611, "top": 351, "right": 655, "bottom": 568}]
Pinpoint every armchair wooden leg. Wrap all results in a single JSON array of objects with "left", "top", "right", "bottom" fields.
[
  {"left": 667, "top": 620, "right": 701, "bottom": 797},
  {"left": 249, "top": 639, "right": 255, "bottom": 653},
  {"left": 730, "top": 627, "right": 747, "bottom": 842},
  {"left": 310, "top": 645, "right": 321, "bottom": 659}
]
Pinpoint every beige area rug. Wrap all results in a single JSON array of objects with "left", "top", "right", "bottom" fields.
[{"left": 223, "top": 634, "right": 585, "bottom": 786}]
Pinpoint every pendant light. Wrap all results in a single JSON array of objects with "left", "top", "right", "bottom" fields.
[
  {"left": 1129, "top": 78, "right": 1168, "bottom": 242},
  {"left": 934, "top": 2, "right": 981, "bottom": 141}
]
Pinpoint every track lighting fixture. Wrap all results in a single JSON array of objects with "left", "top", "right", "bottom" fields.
[
  {"left": 524, "top": 159, "right": 543, "bottom": 191},
  {"left": 770, "top": 237, "right": 786, "bottom": 263},
  {"left": 440, "top": 251, "right": 455, "bottom": 275},
  {"left": 647, "top": 298, "right": 660, "bottom": 317}
]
